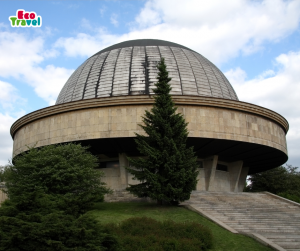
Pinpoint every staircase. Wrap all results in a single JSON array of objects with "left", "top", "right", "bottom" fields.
[{"left": 181, "top": 191, "right": 300, "bottom": 251}]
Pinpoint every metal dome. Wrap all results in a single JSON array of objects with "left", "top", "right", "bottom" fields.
[{"left": 56, "top": 39, "right": 238, "bottom": 104}]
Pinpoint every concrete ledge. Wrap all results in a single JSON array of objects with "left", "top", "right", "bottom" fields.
[
  {"left": 10, "top": 95, "right": 288, "bottom": 138},
  {"left": 181, "top": 204, "right": 238, "bottom": 234},
  {"left": 263, "top": 191, "right": 300, "bottom": 208},
  {"left": 242, "top": 232, "right": 286, "bottom": 251}
]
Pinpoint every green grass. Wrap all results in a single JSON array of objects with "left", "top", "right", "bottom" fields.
[{"left": 88, "top": 202, "right": 273, "bottom": 251}]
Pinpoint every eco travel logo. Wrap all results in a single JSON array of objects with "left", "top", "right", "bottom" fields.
[{"left": 9, "top": 9, "right": 42, "bottom": 27}]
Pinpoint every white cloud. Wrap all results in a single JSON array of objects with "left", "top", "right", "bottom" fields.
[
  {"left": 0, "top": 80, "right": 20, "bottom": 109},
  {"left": 53, "top": 0, "right": 300, "bottom": 64},
  {"left": 135, "top": 1, "right": 162, "bottom": 28},
  {"left": 0, "top": 113, "right": 16, "bottom": 165},
  {"left": 0, "top": 31, "right": 72, "bottom": 105},
  {"left": 130, "top": 0, "right": 300, "bottom": 63},
  {"left": 54, "top": 30, "right": 120, "bottom": 57},
  {"left": 0, "top": 31, "right": 44, "bottom": 78},
  {"left": 110, "top": 13, "right": 119, "bottom": 27},
  {"left": 99, "top": 6, "right": 106, "bottom": 17},
  {"left": 81, "top": 18, "right": 94, "bottom": 31},
  {"left": 0, "top": 80, "right": 25, "bottom": 166},
  {"left": 225, "top": 51, "right": 300, "bottom": 164},
  {"left": 24, "top": 65, "right": 73, "bottom": 105}
]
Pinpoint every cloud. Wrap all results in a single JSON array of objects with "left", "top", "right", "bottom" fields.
[
  {"left": 53, "top": 0, "right": 300, "bottom": 64},
  {"left": 0, "top": 30, "right": 72, "bottom": 105},
  {"left": 0, "top": 113, "right": 16, "bottom": 165},
  {"left": 135, "top": 1, "right": 162, "bottom": 28},
  {"left": 110, "top": 13, "right": 119, "bottom": 27},
  {"left": 225, "top": 50, "right": 300, "bottom": 164},
  {"left": 130, "top": 0, "right": 300, "bottom": 63},
  {"left": 0, "top": 80, "right": 25, "bottom": 166},
  {"left": 0, "top": 80, "right": 22, "bottom": 110},
  {"left": 80, "top": 18, "right": 94, "bottom": 31},
  {"left": 24, "top": 65, "right": 73, "bottom": 105},
  {"left": 99, "top": 6, "right": 106, "bottom": 17},
  {"left": 54, "top": 30, "right": 120, "bottom": 57}
]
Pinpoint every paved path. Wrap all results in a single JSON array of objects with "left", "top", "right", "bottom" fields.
[{"left": 181, "top": 192, "right": 300, "bottom": 251}]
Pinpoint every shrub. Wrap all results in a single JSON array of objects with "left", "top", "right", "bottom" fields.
[
  {"left": 105, "top": 217, "right": 213, "bottom": 251},
  {"left": 0, "top": 210, "right": 119, "bottom": 251},
  {"left": 3, "top": 143, "right": 110, "bottom": 216},
  {"left": 278, "top": 192, "right": 300, "bottom": 203},
  {"left": 0, "top": 144, "right": 117, "bottom": 251}
]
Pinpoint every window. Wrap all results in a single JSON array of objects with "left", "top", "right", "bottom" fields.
[
  {"left": 197, "top": 161, "right": 203, "bottom": 168},
  {"left": 99, "top": 161, "right": 120, "bottom": 168},
  {"left": 216, "top": 163, "right": 228, "bottom": 171}
]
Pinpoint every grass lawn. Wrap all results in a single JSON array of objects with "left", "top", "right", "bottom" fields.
[{"left": 88, "top": 202, "right": 272, "bottom": 251}]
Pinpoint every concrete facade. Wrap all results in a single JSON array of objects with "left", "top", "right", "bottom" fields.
[
  {"left": 10, "top": 95, "right": 288, "bottom": 193},
  {"left": 10, "top": 39, "right": 289, "bottom": 193},
  {"left": 100, "top": 154, "right": 249, "bottom": 192},
  {"left": 12, "top": 96, "right": 287, "bottom": 158}
]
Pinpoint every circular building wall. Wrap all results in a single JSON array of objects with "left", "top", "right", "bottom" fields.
[{"left": 10, "top": 39, "right": 289, "bottom": 193}]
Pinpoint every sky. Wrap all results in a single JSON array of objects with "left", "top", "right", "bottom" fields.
[{"left": 0, "top": 0, "right": 299, "bottom": 168}]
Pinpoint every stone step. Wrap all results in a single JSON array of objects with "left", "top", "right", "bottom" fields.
[
  {"left": 274, "top": 242, "right": 300, "bottom": 248},
  {"left": 184, "top": 192, "right": 300, "bottom": 251},
  {"left": 264, "top": 235, "right": 300, "bottom": 239}
]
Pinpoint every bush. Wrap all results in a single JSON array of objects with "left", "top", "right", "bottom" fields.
[
  {"left": 0, "top": 209, "right": 119, "bottom": 251},
  {"left": 0, "top": 144, "right": 118, "bottom": 251},
  {"left": 245, "top": 165, "right": 300, "bottom": 199},
  {"left": 3, "top": 143, "right": 110, "bottom": 216},
  {"left": 105, "top": 217, "right": 213, "bottom": 251},
  {"left": 278, "top": 192, "right": 300, "bottom": 203}
]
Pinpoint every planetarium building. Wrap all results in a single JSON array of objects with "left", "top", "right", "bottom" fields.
[{"left": 10, "top": 39, "right": 288, "bottom": 193}]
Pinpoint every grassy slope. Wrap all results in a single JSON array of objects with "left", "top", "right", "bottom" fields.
[{"left": 88, "top": 202, "right": 272, "bottom": 251}]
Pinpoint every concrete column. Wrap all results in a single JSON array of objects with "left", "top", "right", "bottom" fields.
[
  {"left": 228, "top": 161, "right": 243, "bottom": 192},
  {"left": 204, "top": 155, "right": 218, "bottom": 191},
  {"left": 237, "top": 166, "right": 249, "bottom": 192},
  {"left": 118, "top": 153, "right": 128, "bottom": 190}
]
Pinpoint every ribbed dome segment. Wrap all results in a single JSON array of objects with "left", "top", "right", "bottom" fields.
[{"left": 56, "top": 39, "right": 238, "bottom": 104}]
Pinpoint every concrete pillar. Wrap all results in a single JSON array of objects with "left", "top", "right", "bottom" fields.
[
  {"left": 237, "top": 166, "right": 249, "bottom": 192},
  {"left": 118, "top": 153, "right": 128, "bottom": 190},
  {"left": 228, "top": 161, "right": 243, "bottom": 192},
  {"left": 203, "top": 155, "right": 218, "bottom": 191}
]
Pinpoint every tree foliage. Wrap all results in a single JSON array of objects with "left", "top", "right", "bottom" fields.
[
  {"left": 126, "top": 58, "right": 199, "bottom": 204},
  {"left": 0, "top": 144, "right": 118, "bottom": 251},
  {"left": 0, "top": 206, "right": 118, "bottom": 251},
  {"left": 245, "top": 164, "right": 300, "bottom": 200},
  {"left": 0, "top": 165, "right": 8, "bottom": 183},
  {"left": 3, "top": 144, "right": 110, "bottom": 216}
]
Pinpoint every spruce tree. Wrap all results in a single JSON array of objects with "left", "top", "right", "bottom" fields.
[
  {"left": 126, "top": 58, "right": 199, "bottom": 204},
  {"left": 0, "top": 144, "right": 118, "bottom": 250}
]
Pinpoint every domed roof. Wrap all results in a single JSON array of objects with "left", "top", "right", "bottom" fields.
[{"left": 56, "top": 39, "right": 238, "bottom": 104}]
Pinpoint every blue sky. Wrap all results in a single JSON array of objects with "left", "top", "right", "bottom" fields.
[{"left": 0, "top": 0, "right": 299, "bottom": 168}]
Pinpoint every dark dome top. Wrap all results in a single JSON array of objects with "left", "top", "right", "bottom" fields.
[{"left": 56, "top": 39, "right": 238, "bottom": 104}]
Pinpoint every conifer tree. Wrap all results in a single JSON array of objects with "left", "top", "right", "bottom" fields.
[
  {"left": 0, "top": 144, "right": 118, "bottom": 250},
  {"left": 126, "top": 58, "right": 199, "bottom": 205}
]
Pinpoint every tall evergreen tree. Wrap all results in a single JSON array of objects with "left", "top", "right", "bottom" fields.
[{"left": 126, "top": 58, "right": 199, "bottom": 205}]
